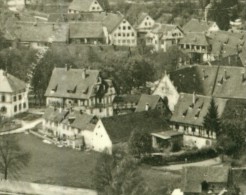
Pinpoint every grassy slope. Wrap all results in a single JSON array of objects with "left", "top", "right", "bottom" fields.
[{"left": 13, "top": 134, "right": 99, "bottom": 189}]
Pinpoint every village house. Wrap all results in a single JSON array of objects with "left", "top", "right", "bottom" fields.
[
  {"left": 68, "top": 0, "right": 107, "bottom": 14},
  {"left": 179, "top": 32, "right": 211, "bottom": 63},
  {"left": 146, "top": 23, "right": 184, "bottom": 52},
  {"left": 42, "top": 107, "right": 98, "bottom": 149},
  {"left": 13, "top": 22, "right": 69, "bottom": 49},
  {"left": 151, "top": 130, "right": 183, "bottom": 151},
  {"left": 182, "top": 18, "right": 219, "bottom": 33},
  {"left": 181, "top": 166, "right": 232, "bottom": 195},
  {"left": 0, "top": 70, "right": 28, "bottom": 118},
  {"left": 112, "top": 94, "right": 140, "bottom": 115},
  {"left": 69, "top": 22, "right": 106, "bottom": 44},
  {"left": 170, "top": 93, "right": 227, "bottom": 148},
  {"left": 91, "top": 110, "right": 169, "bottom": 154},
  {"left": 135, "top": 94, "right": 168, "bottom": 114},
  {"left": 133, "top": 12, "right": 155, "bottom": 37},
  {"left": 45, "top": 67, "right": 116, "bottom": 117},
  {"left": 152, "top": 72, "right": 180, "bottom": 112}
]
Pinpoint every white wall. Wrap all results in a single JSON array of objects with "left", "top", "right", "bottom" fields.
[
  {"left": 89, "top": 0, "right": 103, "bottom": 12},
  {"left": 138, "top": 15, "right": 155, "bottom": 30},
  {"left": 183, "top": 134, "right": 214, "bottom": 149},
  {"left": 92, "top": 120, "right": 112, "bottom": 154}
]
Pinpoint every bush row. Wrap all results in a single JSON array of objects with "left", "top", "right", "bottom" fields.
[{"left": 142, "top": 147, "right": 218, "bottom": 166}]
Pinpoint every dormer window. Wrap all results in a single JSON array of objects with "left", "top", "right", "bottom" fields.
[
  {"left": 83, "top": 87, "right": 89, "bottom": 94},
  {"left": 51, "top": 85, "right": 58, "bottom": 93},
  {"left": 67, "top": 86, "right": 77, "bottom": 93},
  {"left": 183, "top": 109, "right": 188, "bottom": 117},
  {"left": 195, "top": 110, "right": 200, "bottom": 118}
]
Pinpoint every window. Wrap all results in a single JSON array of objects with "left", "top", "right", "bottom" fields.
[
  {"left": 132, "top": 33, "right": 135, "bottom": 36},
  {"left": 1, "top": 95, "right": 5, "bottom": 102},
  {"left": 23, "top": 103, "right": 26, "bottom": 109},
  {"left": 192, "top": 127, "right": 195, "bottom": 133},
  {"left": 0, "top": 106, "right": 7, "bottom": 114},
  {"left": 123, "top": 26, "right": 126, "bottom": 30},
  {"left": 118, "top": 33, "right": 121, "bottom": 36},
  {"left": 145, "top": 22, "right": 147, "bottom": 26},
  {"left": 118, "top": 26, "right": 121, "bottom": 30},
  {"left": 127, "top": 33, "right": 129, "bottom": 37},
  {"left": 128, "top": 26, "right": 131, "bottom": 30},
  {"left": 14, "top": 105, "right": 17, "bottom": 112},
  {"left": 19, "top": 104, "right": 22, "bottom": 111},
  {"left": 92, "top": 7, "right": 95, "bottom": 10},
  {"left": 122, "top": 33, "right": 125, "bottom": 37},
  {"left": 18, "top": 95, "right": 22, "bottom": 100},
  {"left": 13, "top": 96, "right": 17, "bottom": 102}
]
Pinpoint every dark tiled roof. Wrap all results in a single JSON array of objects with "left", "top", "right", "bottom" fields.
[
  {"left": 69, "top": 22, "right": 104, "bottom": 38},
  {"left": 45, "top": 68, "right": 100, "bottom": 99},
  {"left": 221, "top": 99, "right": 246, "bottom": 125},
  {"left": 182, "top": 19, "right": 217, "bottom": 33},
  {"left": 68, "top": 0, "right": 95, "bottom": 12},
  {"left": 43, "top": 107, "right": 69, "bottom": 123},
  {"left": 182, "top": 166, "right": 230, "bottom": 193},
  {"left": 179, "top": 32, "right": 209, "bottom": 46},
  {"left": 0, "top": 70, "right": 26, "bottom": 93},
  {"left": 113, "top": 94, "right": 140, "bottom": 104},
  {"left": 102, "top": 13, "right": 124, "bottom": 33},
  {"left": 62, "top": 110, "right": 97, "bottom": 131},
  {"left": 213, "top": 66, "right": 246, "bottom": 99},
  {"left": 135, "top": 94, "right": 161, "bottom": 112},
  {"left": 15, "top": 22, "right": 69, "bottom": 43},
  {"left": 171, "top": 93, "right": 227, "bottom": 126},
  {"left": 101, "top": 110, "right": 169, "bottom": 143},
  {"left": 169, "top": 65, "right": 219, "bottom": 96}
]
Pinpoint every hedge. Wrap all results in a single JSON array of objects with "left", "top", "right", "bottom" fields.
[{"left": 142, "top": 147, "right": 218, "bottom": 166}]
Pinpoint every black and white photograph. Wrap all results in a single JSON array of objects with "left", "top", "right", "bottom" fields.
[{"left": 0, "top": 0, "right": 245, "bottom": 194}]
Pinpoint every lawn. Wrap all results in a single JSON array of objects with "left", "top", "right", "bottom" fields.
[
  {"left": 140, "top": 165, "right": 182, "bottom": 194},
  {"left": 10, "top": 134, "right": 99, "bottom": 189}
]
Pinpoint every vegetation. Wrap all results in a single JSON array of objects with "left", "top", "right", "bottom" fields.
[
  {"left": 128, "top": 129, "right": 152, "bottom": 158},
  {"left": 203, "top": 98, "right": 221, "bottom": 137},
  {"left": 0, "top": 135, "right": 30, "bottom": 180}
]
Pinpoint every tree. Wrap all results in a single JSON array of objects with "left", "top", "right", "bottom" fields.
[
  {"left": 128, "top": 129, "right": 152, "bottom": 158},
  {"left": 0, "top": 135, "right": 30, "bottom": 180},
  {"left": 203, "top": 98, "right": 221, "bottom": 136}
]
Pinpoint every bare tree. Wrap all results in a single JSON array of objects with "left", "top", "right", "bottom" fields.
[{"left": 0, "top": 135, "right": 30, "bottom": 180}]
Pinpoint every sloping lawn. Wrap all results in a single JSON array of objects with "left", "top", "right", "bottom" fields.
[{"left": 11, "top": 134, "right": 99, "bottom": 189}]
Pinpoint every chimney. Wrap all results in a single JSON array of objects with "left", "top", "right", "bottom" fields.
[
  {"left": 224, "top": 69, "right": 227, "bottom": 80},
  {"left": 192, "top": 92, "right": 196, "bottom": 105},
  {"left": 202, "top": 69, "right": 206, "bottom": 80},
  {"left": 82, "top": 69, "right": 86, "bottom": 79},
  {"left": 145, "top": 103, "right": 149, "bottom": 111}
]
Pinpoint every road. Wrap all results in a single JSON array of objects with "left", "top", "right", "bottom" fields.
[
  {"left": 153, "top": 157, "right": 222, "bottom": 171},
  {"left": 0, "top": 180, "right": 97, "bottom": 195},
  {"left": 0, "top": 118, "right": 43, "bottom": 136}
]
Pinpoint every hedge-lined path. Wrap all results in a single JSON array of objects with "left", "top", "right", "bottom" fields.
[{"left": 153, "top": 157, "right": 222, "bottom": 171}]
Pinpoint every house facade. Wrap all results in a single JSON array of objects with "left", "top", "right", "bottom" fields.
[
  {"left": 134, "top": 13, "right": 155, "bottom": 36},
  {"left": 0, "top": 70, "right": 28, "bottom": 118},
  {"left": 42, "top": 108, "right": 98, "bottom": 149},
  {"left": 152, "top": 72, "right": 180, "bottom": 112},
  {"left": 146, "top": 23, "right": 183, "bottom": 52},
  {"left": 68, "top": 0, "right": 104, "bottom": 14},
  {"left": 45, "top": 67, "right": 116, "bottom": 117},
  {"left": 171, "top": 93, "right": 227, "bottom": 149}
]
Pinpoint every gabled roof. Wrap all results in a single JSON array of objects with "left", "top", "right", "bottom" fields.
[
  {"left": 171, "top": 93, "right": 227, "bottom": 126},
  {"left": 0, "top": 70, "right": 26, "bottom": 93},
  {"left": 133, "top": 12, "right": 151, "bottom": 27},
  {"left": 45, "top": 68, "right": 100, "bottom": 99},
  {"left": 62, "top": 110, "right": 97, "bottom": 131},
  {"left": 135, "top": 94, "right": 161, "bottom": 112},
  {"left": 68, "top": 0, "right": 97, "bottom": 12},
  {"left": 68, "top": 0, "right": 108, "bottom": 12},
  {"left": 43, "top": 107, "right": 69, "bottom": 123},
  {"left": 151, "top": 130, "right": 183, "bottom": 140},
  {"left": 182, "top": 18, "right": 217, "bottom": 33},
  {"left": 213, "top": 66, "right": 246, "bottom": 99},
  {"left": 169, "top": 65, "right": 219, "bottom": 96},
  {"left": 113, "top": 94, "right": 140, "bottom": 104},
  {"left": 102, "top": 12, "right": 124, "bottom": 33},
  {"left": 179, "top": 32, "right": 209, "bottom": 46},
  {"left": 182, "top": 166, "right": 230, "bottom": 193},
  {"left": 101, "top": 110, "right": 169, "bottom": 143},
  {"left": 14, "top": 22, "right": 69, "bottom": 43},
  {"left": 69, "top": 22, "right": 104, "bottom": 38}
]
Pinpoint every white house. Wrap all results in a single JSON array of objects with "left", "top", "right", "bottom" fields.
[
  {"left": 146, "top": 23, "right": 183, "bottom": 52},
  {"left": 91, "top": 110, "right": 168, "bottom": 154},
  {"left": 134, "top": 12, "right": 155, "bottom": 36},
  {"left": 42, "top": 108, "right": 98, "bottom": 149},
  {"left": 68, "top": 0, "right": 104, "bottom": 14},
  {"left": 0, "top": 70, "right": 28, "bottom": 118},
  {"left": 171, "top": 93, "right": 227, "bottom": 149},
  {"left": 45, "top": 67, "right": 116, "bottom": 117}
]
